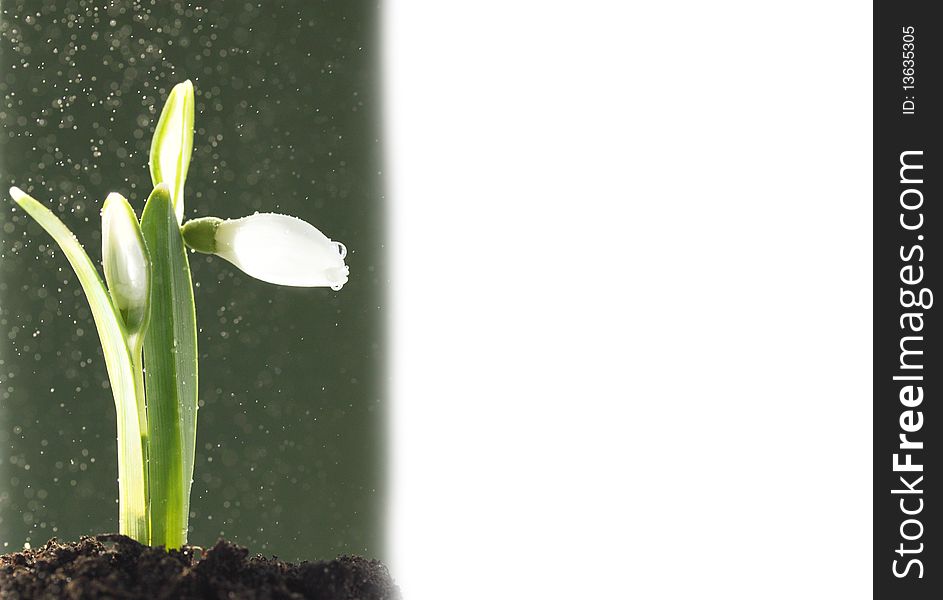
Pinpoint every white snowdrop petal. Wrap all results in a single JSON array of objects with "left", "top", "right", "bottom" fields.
[{"left": 214, "top": 213, "right": 349, "bottom": 289}]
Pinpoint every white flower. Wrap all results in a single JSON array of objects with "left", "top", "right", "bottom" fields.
[
  {"left": 182, "top": 213, "right": 349, "bottom": 289},
  {"left": 101, "top": 192, "right": 151, "bottom": 339}
]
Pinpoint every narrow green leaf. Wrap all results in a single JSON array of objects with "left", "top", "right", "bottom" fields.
[
  {"left": 9, "top": 187, "right": 148, "bottom": 542},
  {"left": 149, "top": 80, "right": 194, "bottom": 225},
  {"left": 140, "top": 184, "right": 198, "bottom": 549}
]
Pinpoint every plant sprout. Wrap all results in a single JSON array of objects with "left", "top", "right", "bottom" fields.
[{"left": 8, "top": 81, "right": 349, "bottom": 549}]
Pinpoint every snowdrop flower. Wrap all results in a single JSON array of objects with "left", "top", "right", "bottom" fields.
[
  {"left": 101, "top": 192, "right": 151, "bottom": 341},
  {"left": 182, "top": 213, "right": 349, "bottom": 290}
]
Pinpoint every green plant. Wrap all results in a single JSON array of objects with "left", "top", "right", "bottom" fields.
[{"left": 8, "top": 81, "right": 349, "bottom": 549}]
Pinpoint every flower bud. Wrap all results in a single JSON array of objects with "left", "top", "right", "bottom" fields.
[
  {"left": 102, "top": 192, "right": 151, "bottom": 339},
  {"left": 182, "top": 213, "right": 349, "bottom": 289}
]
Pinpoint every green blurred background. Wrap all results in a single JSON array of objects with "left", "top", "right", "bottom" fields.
[{"left": 0, "top": 0, "right": 385, "bottom": 561}]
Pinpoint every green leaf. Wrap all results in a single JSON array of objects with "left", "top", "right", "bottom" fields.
[
  {"left": 9, "top": 186, "right": 148, "bottom": 542},
  {"left": 149, "top": 80, "right": 194, "bottom": 225},
  {"left": 140, "top": 184, "right": 199, "bottom": 549}
]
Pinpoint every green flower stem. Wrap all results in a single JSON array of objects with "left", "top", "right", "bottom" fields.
[{"left": 132, "top": 348, "right": 150, "bottom": 542}]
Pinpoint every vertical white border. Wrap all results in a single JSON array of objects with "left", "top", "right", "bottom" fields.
[{"left": 385, "top": 2, "right": 872, "bottom": 597}]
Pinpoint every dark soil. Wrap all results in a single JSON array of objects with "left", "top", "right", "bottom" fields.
[{"left": 0, "top": 534, "right": 399, "bottom": 599}]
